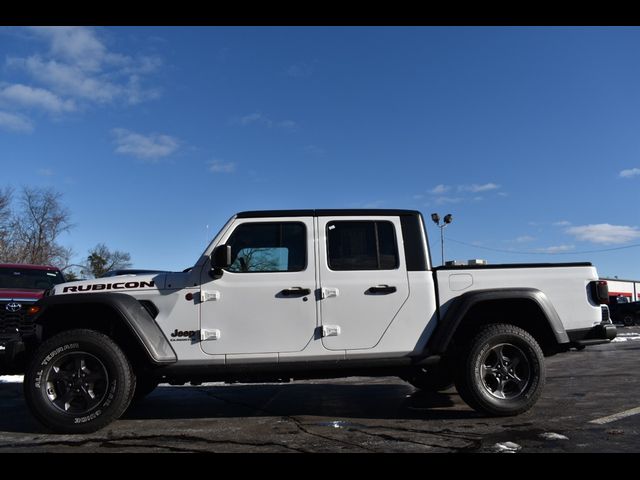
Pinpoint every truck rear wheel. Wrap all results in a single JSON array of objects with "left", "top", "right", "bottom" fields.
[
  {"left": 24, "top": 329, "right": 136, "bottom": 434},
  {"left": 455, "top": 324, "right": 545, "bottom": 416}
]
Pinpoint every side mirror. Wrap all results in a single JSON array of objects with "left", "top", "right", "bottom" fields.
[{"left": 212, "top": 244, "right": 232, "bottom": 269}]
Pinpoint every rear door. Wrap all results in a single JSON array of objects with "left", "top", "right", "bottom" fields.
[{"left": 317, "top": 216, "right": 410, "bottom": 351}]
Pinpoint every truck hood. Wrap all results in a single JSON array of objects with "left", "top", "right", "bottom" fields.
[
  {"left": 52, "top": 273, "right": 165, "bottom": 295},
  {"left": 0, "top": 288, "right": 45, "bottom": 300}
]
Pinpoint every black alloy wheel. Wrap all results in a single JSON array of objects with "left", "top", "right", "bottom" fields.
[
  {"left": 24, "top": 329, "right": 136, "bottom": 434},
  {"left": 455, "top": 323, "right": 546, "bottom": 416}
]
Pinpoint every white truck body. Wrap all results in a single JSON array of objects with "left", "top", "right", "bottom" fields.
[
  {"left": 49, "top": 211, "right": 606, "bottom": 364},
  {"left": 21, "top": 209, "right": 616, "bottom": 433}
]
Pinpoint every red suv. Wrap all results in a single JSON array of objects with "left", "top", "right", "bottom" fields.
[{"left": 0, "top": 264, "right": 66, "bottom": 373}]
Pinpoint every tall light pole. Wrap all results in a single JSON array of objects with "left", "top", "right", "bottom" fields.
[{"left": 431, "top": 213, "right": 453, "bottom": 266}]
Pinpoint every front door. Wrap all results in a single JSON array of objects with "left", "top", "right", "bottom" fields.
[
  {"left": 200, "top": 217, "right": 316, "bottom": 355},
  {"left": 317, "top": 216, "right": 410, "bottom": 351}
]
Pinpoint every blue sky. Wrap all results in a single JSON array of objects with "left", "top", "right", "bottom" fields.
[{"left": 1, "top": 26, "right": 639, "bottom": 279}]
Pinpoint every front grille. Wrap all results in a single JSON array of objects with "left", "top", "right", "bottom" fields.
[{"left": 0, "top": 302, "right": 37, "bottom": 337}]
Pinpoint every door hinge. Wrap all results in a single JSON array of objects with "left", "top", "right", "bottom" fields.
[
  {"left": 201, "top": 290, "right": 220, "bottom": 302},
  {"left": 321, "top": 287, "right": 339, "bottom": 299},
  {"left": 322, "top": 325, "right": 341, "bottom": 337},
  {"left": 201, "top": 329, "right": 221, "bottom": 341}
]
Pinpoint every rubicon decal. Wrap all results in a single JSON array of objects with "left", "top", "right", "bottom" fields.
[{"left": 62, "top": 281, "right": 155, "bottom": 293}]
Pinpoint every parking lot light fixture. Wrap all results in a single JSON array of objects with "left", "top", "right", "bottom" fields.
[{"left": 431, "top": 212, "right": 453, "bottom": 266}]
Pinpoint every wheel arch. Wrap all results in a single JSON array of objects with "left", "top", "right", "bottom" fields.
[
  {"left": 31, "top": 293, "right": 176, "bottom": 367},
  {"left": 428, "top": 289, "right": 569, "bottom": 356}
]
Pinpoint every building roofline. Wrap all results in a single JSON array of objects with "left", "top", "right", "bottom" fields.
[{"left": 601, "top": 277, "right": 640, "bottom": 283}]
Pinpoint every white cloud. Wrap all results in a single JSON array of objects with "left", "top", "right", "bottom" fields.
[
  {"left": 17, "top": 56, "right": 121, "bottom": 103},
  {"left": 0, "top": 83, "right": 76, "bottom": 113},
  {"left": 125, "top": 75, "right": 161, "bottom": 105},
  {"left": 620, "top": 168, "right": 640, "bottom": 178},
  {"left": 566, "top": 224, "right": 640, "bottom": 245},
  {"left": 429, "top": 184, "right": 451, "bottom": 195},
  {"left": 276, "top": 119, "right": 297, "bottom": 130},
  {"left": 303, "top": 145, "right": 325, "bottom": 157},
  {"left": 553, "top": 220, "right": 572, "bottom": 227},
  {"left": 426, "top": 182, "right": 502, "bottom": 205},
  {"left": 28, "top": 27, "right": 108, "bottom": 72},
  {"left": 234, "top": 112, "right": 297, "bottom": 130},
  {"left": 207, "top": 160, "right": 236, "bottom": 173},
  {"left": 112, "top": 128, "right": 179, "bottom": 160},
  {"left": 435, "top": 196, "right": 464, "bottom": 205},
  {"left": 515, "top": 235, "right": 535, "bottom": 243},
  {"left": 535, "top": 245, "right": 575, "bottom": 253},
  {"left": 5, "top": 27, "right": 161, "bottom": 111},
  {"left": 459, "top": 183, "right": 500, "bottom": 193},
  {"left": 0, "top": 110, "right": 33, "bottom": 133},
  {"left": 238, "top": 112, "right": 263, "bottom": 126}
]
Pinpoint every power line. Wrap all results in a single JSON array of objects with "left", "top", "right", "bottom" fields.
[{"left": 445, "top": 236, "right": 640, "bottom": 255}]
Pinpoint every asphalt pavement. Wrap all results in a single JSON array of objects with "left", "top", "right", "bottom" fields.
[{"left": 0, "top": 326, "right": 639, "bottom": 453}]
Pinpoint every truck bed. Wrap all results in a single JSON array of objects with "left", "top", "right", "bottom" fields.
[{"left": 435, "top": 263, "right": 600, "bottom": 333}]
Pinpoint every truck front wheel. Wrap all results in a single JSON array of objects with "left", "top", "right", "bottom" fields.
[
  {"left": 24, "top": 329, "right": 136, "bottom": 434},
  {"left": 455, "top": 324, "right": 545, "bottom": 416}
]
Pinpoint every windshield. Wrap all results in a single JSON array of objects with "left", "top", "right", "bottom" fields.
[{"left": 0, "top": 268, "right": 65, "bottom": 290}]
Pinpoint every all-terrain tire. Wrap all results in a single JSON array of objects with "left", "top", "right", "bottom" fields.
[
  {"left": 455, "top": 324, "right": 546, "bottom": 416},
  {"left": 24, "top": 329, "right": 136, "bottom": 434}
]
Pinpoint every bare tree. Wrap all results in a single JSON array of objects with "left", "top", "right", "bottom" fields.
[
  {"left": 84, "top": 243, "right": 132, "bottom": 278},
  {"left": 0, "top": 187, "right": 13, "bottom": 261},
  {"left": 0, "top": 186, "right": 74, "bottom": 268},
  {"left": 8, "top": 187, "right": 74, "bottom": 266}
]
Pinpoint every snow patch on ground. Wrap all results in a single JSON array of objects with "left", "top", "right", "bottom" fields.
[
  {"left": 493, "top": 441, "right": 521, "bottom": 453},
  {"left": 612, "top": 333, "right": 640, "bottom": 343},
  {"left": 0, "top": 375, "right": 23, "bottom": 383},
  {"left": 539, "top": 432, "right": 569, "bottom": 440}
]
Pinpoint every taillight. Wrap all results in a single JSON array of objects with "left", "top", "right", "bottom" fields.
[{"left": 590, "top": 280, "right": 609, "bottom": 304}]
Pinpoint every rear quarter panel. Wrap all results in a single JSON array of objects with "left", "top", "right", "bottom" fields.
[{"left": 436, "top": 265, "right": 602, "bottom": 332}]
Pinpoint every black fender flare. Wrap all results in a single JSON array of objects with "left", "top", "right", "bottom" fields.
[
  {"left": 32, "top": 293, "right": 177, "bottom": 365},
  {"left": 427, "top": 288, "right": 570, "bottom": 355}
]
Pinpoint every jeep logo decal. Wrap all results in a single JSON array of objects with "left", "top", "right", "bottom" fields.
[{"left": 170, "top": 329, "right": 198, "bottom": 339}]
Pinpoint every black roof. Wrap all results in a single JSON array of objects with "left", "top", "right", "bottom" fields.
[{"left": 236, "top": 209, "right": 422, "bottom": 218}]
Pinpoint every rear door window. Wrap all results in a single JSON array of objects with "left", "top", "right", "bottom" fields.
[{"left": 326, "top": 221, "right": 398, "bottom": 271}]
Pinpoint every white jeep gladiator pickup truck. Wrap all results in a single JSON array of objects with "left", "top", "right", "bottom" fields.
[{"left": 15, "top": 209, "right": 615, "bottom": 433}]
